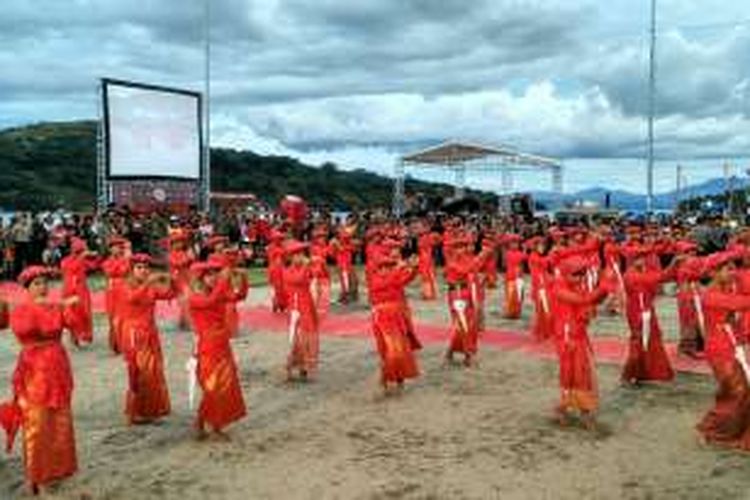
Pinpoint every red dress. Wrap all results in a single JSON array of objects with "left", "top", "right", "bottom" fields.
[
  {"left": 5, "top": 298, "right": 77, "bottom": 488},
  {"left": 334, "top": 235, "right": 358, "bottom": 304},
  {"left": 188, "top": 278, "right": 247, "bottom": 432},
  {"left": 417, "top": 232, "right": 441, "bottom": 300},
  {"left": 552, "top": 278, "right": 607, "bottom": 412},
  {"left": 310, "top": 240, "right": 332, "bottom": 316},
  {"left": 603, "top": 241, "right": 624, "bottom": 315},
  {"left": 482, "top": 234, "right": 499, "bottom": 290},
  {"left": 213, "top": 253, "right": 248, "bottom": 337},
  {"left": 369, "top": 264, "right": 420, "bottom": 383},
  {"left": 622, "top": 267, "right": 675, "bottom": 383},
  {"left": 676, "top": 258, "right": 705, "bottom": 356},
  {"left": 698, "top": 287, "right": 750, "bottom": 449},
  {"left": 444, "top": 251, "right": 488, "bottom": 357},
  {"left": 169, "top": 249, "right": 194, "bottom": 329},
  {"left": 60, "top": 254, "right": 97, "bottom": 344},
  {"left": 120, "top": 282, "right": 175, "bottom": 424},
  {"left": 284, "top": 263, "right": 319, "bottom": 374},
  {"left": 266, "top": 243, "right": 287, "bottom": 313},
  {"left": 503, "top": 249, "right": 526, "bottom": 319},
  {"left": 529, "top": 251, "right": 553, "bottom": 341},
  {"left": 102, "top": 256, "right": 130, "bottom": 354}
]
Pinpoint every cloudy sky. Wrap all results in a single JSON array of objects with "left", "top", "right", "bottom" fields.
[{"left": 2, "top": 0, "right": 750, "bottom": 195}]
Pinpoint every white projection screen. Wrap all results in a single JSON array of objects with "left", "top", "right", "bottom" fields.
[{"left": 103, "top": 79, "right": 203, "bottom": 180}]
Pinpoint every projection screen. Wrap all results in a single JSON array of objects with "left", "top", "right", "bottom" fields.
[{"left": 103, "top": 79, "right": 203, "bottom": 180}]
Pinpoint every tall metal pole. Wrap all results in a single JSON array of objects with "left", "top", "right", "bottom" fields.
[
  {"left": 646, "top": 0, "right": 657, "bottom": 214},
  {"left": 675, "top": 164, "right": 682, "bottom": 207},
  {"left": 203, "top": 0, "right": 211, "bottom": 211}
]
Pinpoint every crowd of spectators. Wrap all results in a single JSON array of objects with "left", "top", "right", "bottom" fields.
[{"left": 0, "top": 200, "right": 736, "bottom": 281}]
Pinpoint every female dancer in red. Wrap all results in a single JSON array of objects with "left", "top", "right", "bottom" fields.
[
  {"left": 332, "top": 227, "right": 359, "bottom": 304},
  {"left": 102, "top": 237, "right": 130, "bottom": 354},
  {"left": 527, "top": 237, "right": 554, "bottom": 342},
  {"left": 283, "top": 241, "right": 319, "bottom": 381},
  {"left": 502, "top": 234, "right": 526, "bottom": 320},
  {"left": 602, "top": 228, "right": 624, "bottom": 315},
  {"left": 698, "top": 251, "right": 750, "bottom": 449},
  {"left": 168, "top": 229, "right": 195, "bottom": 330},
  {"left": 416, "top": 225, "right": 441, "bottom": 300},
  {"left": 60, "top": 237, "right": 98, "bottom": 346},
  {"left": 369, "top": 250, "right": 420, "bottom": 394},
  {"left": 310, "top": 227, "right": 332, "bottom": 316},
  {"left": 621, "top": 249, "right": 676, "bottom": 385},
  {"left": 444, "top": 236, "right": 491, "bottom": 367},
  {"left": 266, "top": 230, "right": 287, "bottom": 313},
  {"left": 0, "top": 266, "right": 78, "bottom": 494},
  {"left": 675, "top": 241, "right": 706, "bottom": 358},
  {"left": 208, "top": 238, "right": 248, "bottom": 338},
  {"left": 120, "top": 254, "right": 175, "bottom": 425},
  {"left": 552, "top": 256, "right": 610, "bottom": 429},
  {"left": 187, "top": 261, "right": 248, "bottom": 439}
]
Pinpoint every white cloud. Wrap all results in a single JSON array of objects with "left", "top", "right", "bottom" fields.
[{"left": 1, "top": 0, "right": 750, "bottom": 194}]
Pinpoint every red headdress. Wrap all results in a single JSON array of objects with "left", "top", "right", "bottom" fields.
[
  {"left": 130, "top": 253, "right": 152, "bottom": 265},
  {"left": 284, "top": 240, "right": 310, "bottom": 256},
  {"left": 559, "top": 256, "right": 588, "bottom": 276},
  {"left": 18, "top": 266, "right": 54, "bottom": 286},
  {"left": 190, "top": 260, "right": 223, "bottom": 278},
  {"left": 70, "top": 237, "right": 87, "bottom": 254}
]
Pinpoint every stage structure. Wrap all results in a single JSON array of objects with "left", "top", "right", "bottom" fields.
[
  {"left": 393, "top": 141, "right": 563, "bottom": 216},
  {"left": 97, "top": 78, "right": 206, "bottom": 213}
]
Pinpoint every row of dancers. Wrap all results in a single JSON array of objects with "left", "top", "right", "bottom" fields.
[{"left": 2, "top": 218, "right": 750, "bottom": 494}]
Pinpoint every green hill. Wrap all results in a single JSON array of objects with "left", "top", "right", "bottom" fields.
[{"left": 0, "top": 120, "right": 493, "bottom": 212}]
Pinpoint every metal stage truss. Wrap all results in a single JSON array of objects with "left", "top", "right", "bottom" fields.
[{"left": 393, "top": 140, "right": 563, "bottom": 216}]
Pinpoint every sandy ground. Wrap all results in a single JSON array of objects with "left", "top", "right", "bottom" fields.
[{"left": 0, "top": 278, "right": 749, "bottom": 499}]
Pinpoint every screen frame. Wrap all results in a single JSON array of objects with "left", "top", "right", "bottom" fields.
[{"left": 102, "top": 77, "right": 204, "bottom": 181}]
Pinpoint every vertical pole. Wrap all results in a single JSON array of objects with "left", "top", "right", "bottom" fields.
[
  {"left": 393, "top": 159, "right": 405, "bottom": 217},
  {"left": 203, "top": 0, "right": 211, "bottom": 211},
  {"left": 454, "top": 164, "right": 466, "bottom": 198},
  {"left": 675, "top": 164, "right": 682, "bottom": 208},
  {"left": 646, "top": 0, "right": 657, "bottom": 214},
  {"left": 552, "top": 164, "right": 563, "bottom": 194},
  {"left": 96, "top": 80, "right": 105, "bottom": 211}
]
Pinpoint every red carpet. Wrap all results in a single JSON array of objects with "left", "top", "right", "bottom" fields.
[{"left": 1, "top": 284, "right": 708, "bottom": 375}]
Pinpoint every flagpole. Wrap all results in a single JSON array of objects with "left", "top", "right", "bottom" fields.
[
  {"left": 646, "top": 0, "right": 657, "bottom": 214},
  {"left": 203, "top": 0, "right": 211, "bottom": 211}
]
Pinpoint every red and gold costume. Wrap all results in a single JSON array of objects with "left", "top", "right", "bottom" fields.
[
  {"left": 120, "top": 257, "right": 175, "bottom": 424},
  {"left": 552, "top": 257, "right": 609, "bottom": 417},
  {"left": 310, "top": 229, "right": 332, "bottom": 316},
  {"left": 101, "top": 237, "right": 130, "bottom": 354},
  {"left": 417, "top": 230, "right": 441, "bottom": 300},
  {"left": 168, "top": 231, "right": 194, "bottom": 330},
  {"left": 208, "top": 237, "right": 248, "bottom": 337},
  {"left": 675, "top": 242, "right": 706, "bottom": 357},
  {"left": 266, "top": 231, "right": 288, "bottom": 313},
  {"left": 60, "top": 238, "right": 97, "bottom": 345},
  {"left": 482, "top": 229, "right": 499, "bottom": 290},
  {"left": 444, "top": 237, "right": 490, "bottom": 364},
  {"left": 188, "top": 263, "right": 247, "bottom": 433},
  {"left": 333, "top": 228, "right": 359, "bottom": 304},
  {"left": 698, "top": 254, "right": 750, "bottom": 449},
  {"left": 528, "top": 238, "right": 553, "bottom": 342},
  {"left": 283, "top": 242, "right": 320, "bottom": 378},
  {"left": 621, "top": 259, "right": 675, "bottom": 384},
  {"left": 502, "top": 237, "right": 526, "bottom": 320},
  {"left": 369, "top": 255, "right": 420, "bottom": 386},
  {"left": 602, "top": 234, "right": 624, "bottom": 315},
  {"left": 1, "top": 268, "right": 77, "bottom": 490}
]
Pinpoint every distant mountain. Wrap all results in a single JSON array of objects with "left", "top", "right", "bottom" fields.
[
  {"left": 0, "top": 121, "right": 493, "bottom": 212},
  {"left": 533, "top": 177, "right": 750, "bottom": 211}
]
